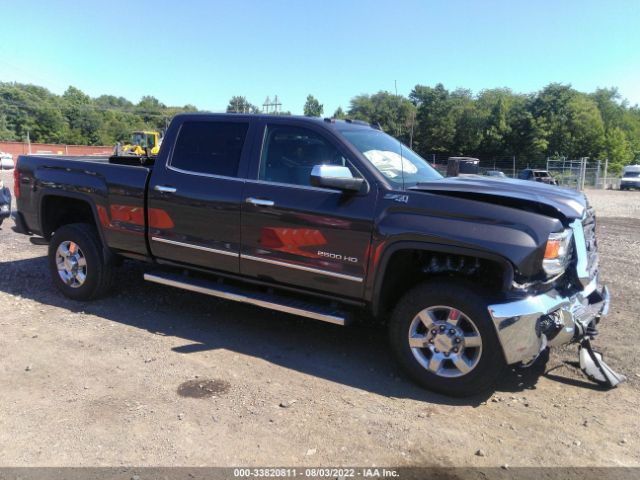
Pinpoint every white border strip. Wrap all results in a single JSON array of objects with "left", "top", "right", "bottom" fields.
[
  {"left": 151, "top": 237, "right": 239, "bottom": 257},
  {"left": 241, "top": 254, "right": 363, "bottom": 283}
]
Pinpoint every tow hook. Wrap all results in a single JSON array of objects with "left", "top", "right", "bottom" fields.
[{"left": 579, "top": 338, "right": 626, "bottom": 388}]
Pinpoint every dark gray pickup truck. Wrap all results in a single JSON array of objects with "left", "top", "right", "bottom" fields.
[{"left": 12, "top": 113, "right": 623, "bottom": 396}]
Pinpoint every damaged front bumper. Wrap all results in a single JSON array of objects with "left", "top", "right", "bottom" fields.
[{"left": 487, "top": 276, "right": 609, "bottom": 365}]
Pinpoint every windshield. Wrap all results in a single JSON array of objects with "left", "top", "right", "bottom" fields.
[
  {"left": 624, "top": 171, "right": 640, "bottom": 178},
  {"left": 339, "top": 128, "right": 442, "bottom": 188},
  {"left": 131, "top": 132, "right": 155, "bottom": 148}
]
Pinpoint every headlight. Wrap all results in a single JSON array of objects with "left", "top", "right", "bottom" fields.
[{"left": 543, "top": 229, "right": 572, "bottom": 276}]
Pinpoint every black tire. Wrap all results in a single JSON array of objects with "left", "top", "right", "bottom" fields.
[
  {"left": 388, "top": 280, "right": 505, "bottom": 397},
  {"left": 48, "top": 223, "right": 115, "bottom": 300}
]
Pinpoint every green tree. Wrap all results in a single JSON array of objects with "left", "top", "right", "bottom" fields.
[
  {"left": 592, "top": 88, "right": 622, "bottom": 126},
  {"left": 2, "top": 80, "right": 640, "bottom": 160},
  {"left": 605, "top": 127, "right": 633, "bottom": 170},
  {"left": 61, "top": 86, "right": 103, "bottom": 144},
  {"left": 0, "top": 82, "right": 201, "bottom": 145},
  {"left": 226, "top": 96, "right": 259, "bottom": 113},
  {"left": 621, "top": 108, "right": 640, "bottom": 162},
  {"left": 0, "top": 113, "right": 15, "bottom": 140},
  {"left": 410, "top": 84, "right": 456, "bottom": 154},
  {"left": 449, "top": 88, "right": 483, "bottom": 154},
  {"left": 303, "top": 95, "right": 323, "bottom": 117},
  {"left": 475, "top": 89, "right": 515, "bottom": 156},
  {"left": 135, "top": 95, "right": 166, "bottom": 128},
  {"left": 333, "top": 106, "right": 347, "bottom": 119},
  {"left": 348, "top": 91, "right": 416, "bottom": 145},
  {"left": 566, "top": 94, "right": 605, "bottom": 158},
  {"left": 506, "top": 96, "right": 548, "bottom": 156},
  {"left": 530, "top": 83, "right": 578, "bottom": 156},
  {"left": 95, "top": 94, "right": 134, "bottom": 110}
]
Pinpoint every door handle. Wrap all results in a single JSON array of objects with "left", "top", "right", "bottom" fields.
[
  {"left": 246, "top": 197, "right": 275, "bottom": 207},
  {"left": 154, "top": 185, "right": 177, "bottom": 193}
]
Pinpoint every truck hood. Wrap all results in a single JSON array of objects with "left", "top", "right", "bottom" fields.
[{"left": 411, "top": 176, "right": 586, "bottom": 220}]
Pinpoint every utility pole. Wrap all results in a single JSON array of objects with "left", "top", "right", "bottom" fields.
[
  {"left": 584, "top": 157, "right": 589, "bottom": 190},
  {"left": 26, "top": 130, "right": 31, "bottom": 155},
  {"left": 512, "top": 156, "right": 516, "bottom": 178},
  {"left": 262, "top": 95, "right": 282, "bottom": 115},
  {"left": 394, "top": 80, "right": 402, "bottom": 138},
  {"left": 579, "top": 157, "right": 588, "bottom": 191},
  {"left": 409, "top": 110, "right": 415, "bottom": 149},
  {"left": 273, "top": 95, "right": 282, "bottom": 114},
  {"left": 603, "top": 158, "right": 609, "bottom": 189}
]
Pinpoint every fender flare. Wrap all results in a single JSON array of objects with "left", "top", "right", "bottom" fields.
[
  {"left": 369, "top": 240, "right": 515, "bottom": 318},
  {"left": 39, "top": 190, "right": 108, "bottom": 249}
]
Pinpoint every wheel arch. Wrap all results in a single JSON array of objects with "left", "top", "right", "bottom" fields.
[
  {"left": 39, "top": 191, "right": 107, "bottom": 248},
  {"left": 369, "top": 241, "right": 515, "bottom": 319}
]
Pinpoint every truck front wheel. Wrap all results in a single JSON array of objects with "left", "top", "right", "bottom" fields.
[
  {"left": 388, "top": 281, "right": 505, "bottom": 397},
  {"left": 48, "top": 223, "right": 115, "bottom": 300}
]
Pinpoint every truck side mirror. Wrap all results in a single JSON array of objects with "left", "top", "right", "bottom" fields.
[{"left": 310, "top": 165, "right": 364, "bottom": 192}]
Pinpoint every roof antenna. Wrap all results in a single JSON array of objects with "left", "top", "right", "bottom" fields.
[{"left": 400, "top": 140, "right": 405, "bottom": 191}]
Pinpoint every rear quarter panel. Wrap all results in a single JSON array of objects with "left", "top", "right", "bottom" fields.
[{"left": 17, "top": 155, "right": 150, "bottom": 257}]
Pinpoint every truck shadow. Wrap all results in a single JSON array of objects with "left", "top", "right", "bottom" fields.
[{"left": 0, "top": 255, "right": 557, "bottom": 406}]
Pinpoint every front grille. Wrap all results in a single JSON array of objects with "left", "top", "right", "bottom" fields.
[{"left": 582, "top": 207, "right": 599, "bottom": 279}]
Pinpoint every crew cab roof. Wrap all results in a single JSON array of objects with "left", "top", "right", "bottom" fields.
[{"left": 171, "top": 112, "right": 379, "bottom": 131}]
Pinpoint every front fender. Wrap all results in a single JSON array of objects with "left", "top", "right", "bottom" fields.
[
  {"left": 366, "top": 240, "right": 515, "bottom": 318},
  {"left": 364, "top": 192, "right": 565, "bottom": 316}
]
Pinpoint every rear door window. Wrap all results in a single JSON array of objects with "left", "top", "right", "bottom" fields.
[{"left": 170, "top": 121, "right": 249, "bottom": 177}]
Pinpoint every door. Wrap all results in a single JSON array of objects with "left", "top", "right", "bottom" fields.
[
  {"left": 240, "top": 123, "right": 377, "bottom": 299},
  {"left": 148, "top": 119, "right": 252, "bottom": 274}
]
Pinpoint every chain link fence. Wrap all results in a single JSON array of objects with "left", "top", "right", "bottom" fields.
[{"left": 425, "top": 153, "right": 619, "bottom": 191}]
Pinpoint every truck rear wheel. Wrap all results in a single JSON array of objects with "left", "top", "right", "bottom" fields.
[
  {"left": 48, "top": 223, "right": 115, "bottom": 300},
  {"left": 388, "top": 281, "right": 505, "bottom": 397}
]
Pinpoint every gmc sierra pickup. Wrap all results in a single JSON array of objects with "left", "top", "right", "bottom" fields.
[{"left": 12, "top": 113, "right": 624, "bottom": 396}]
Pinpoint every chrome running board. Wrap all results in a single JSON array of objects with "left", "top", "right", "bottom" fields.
[{"left": 144, "top": 272, "right": 348, "bottom": 326}]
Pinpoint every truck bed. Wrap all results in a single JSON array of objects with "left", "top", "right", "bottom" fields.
[
  {"left": 15, "top": 154, "right": 152, "bottom": 259},
  {"left": 21, "top": 154, "right": 154, "bottom": 167}
]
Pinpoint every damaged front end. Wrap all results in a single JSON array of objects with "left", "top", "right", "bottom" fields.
[{"left": 487, "top": 208, "right": 626, "bottom": 388}]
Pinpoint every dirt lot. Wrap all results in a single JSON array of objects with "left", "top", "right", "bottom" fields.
[{"left": 0, "top": 186, "right": 639, "bottom": 467}]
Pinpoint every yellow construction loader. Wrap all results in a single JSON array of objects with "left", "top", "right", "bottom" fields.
[{"left": 116, "top": 131, "right": 162, "bottom": 156}]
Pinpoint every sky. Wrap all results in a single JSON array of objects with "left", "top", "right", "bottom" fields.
[{"left": 0, "top": 0, "right": 639, "bottom": 115}]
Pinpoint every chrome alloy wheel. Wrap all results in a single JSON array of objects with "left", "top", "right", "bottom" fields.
[
  {"left": 408, "top": 305, "right": 483, "bottom": 378},
  {"left": 55, "top": 241, "right": 87, "bottom": 288}
]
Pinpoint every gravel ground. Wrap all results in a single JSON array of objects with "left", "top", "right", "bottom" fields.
[
  {"left": 584, "top": 187, "right": 640, "bottom": 218},
  {"left": 0, "top": 185, "right": 639, "bottom": 467}
]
